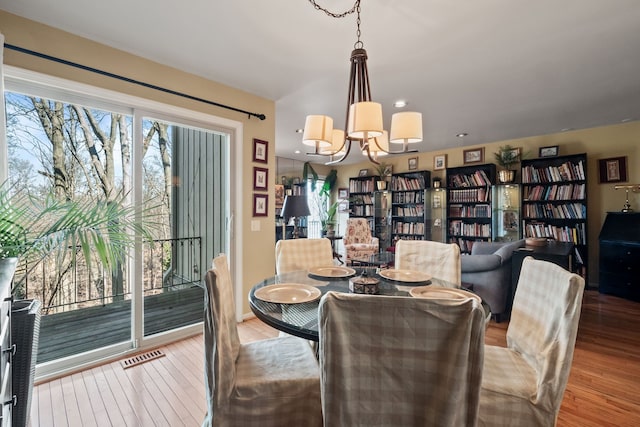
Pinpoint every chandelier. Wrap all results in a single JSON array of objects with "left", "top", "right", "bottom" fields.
[{"left": 302, "top": 0, "right": 422, "bottom": 165}]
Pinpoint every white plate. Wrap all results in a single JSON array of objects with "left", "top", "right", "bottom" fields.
[
  {"left": 308, "top": 266, "right": 356, "bottom": 278},
  {"left": 379, "top": 269, "right": 432, "bottom": 283},
  {"left": 254, "top": 283, "right": 321, "bottom": 304},
  {"left": 409, "top": 286, "right": 482, "bottom": 303}
]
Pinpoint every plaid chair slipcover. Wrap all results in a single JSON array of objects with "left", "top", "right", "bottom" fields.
[
  {"left": 275, "top": 238, "right": 334, "bottom": 275},
  {"left": 202, "top": 254, "right": 322, "bottom": 426},
  {"left": 478, "top": 257, "right": 585, "bottom": 426},
  {"left": 319, "top": 291, "right": 486, "bottom": 427},
  {"left": 395, "top": 239, "right": 461, "bottom": 285},
  {"left": 343, "top": 218, "right": 379, "bottom": 264}
]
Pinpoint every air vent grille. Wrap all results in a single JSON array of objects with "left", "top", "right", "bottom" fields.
[{"left": 120, "top": 349, "right": 165, "bottom": 369}]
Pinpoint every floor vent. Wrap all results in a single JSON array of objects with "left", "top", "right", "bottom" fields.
[{"left": 121, "top": 349, "right": 165, "bottom": 369}]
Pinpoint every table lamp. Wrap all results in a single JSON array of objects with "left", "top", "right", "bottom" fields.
[{"left": 281, "top": 195, "right": 310, "bottom": 239}]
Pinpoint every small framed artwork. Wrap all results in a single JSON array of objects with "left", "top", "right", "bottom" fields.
[
  {"left": 338, "top": 201, "right": 349, "bottom": 213},
  {"left": 253, "top": 167, "right": 269, "bottom": 191},
  {"left": 253, "top": 194, "right": 268, "bottom": 217},
  {"left": 463, "top": 148, "right": 484, "bottom": 164},
  {"left": 358, "top": 168, "right": 369, "bottom": 177},
  {"left": 599, "top": 156, "right": 628, "bottom": 184},
  {"left": 408, "top": 157, "right": 418, "bottom": 170},
  {"left": 539, "top": 145, "right": 559, "bottom": 158},
  {"left": 338, "top": 188, "right": 349, "bottom": 199},
  {"left": 253, "top": 138, "right": 268, "bottom": 163},
  {"left": 383, "top": 164, "right": 393, "bottom": 176},
  {"left": 434, "top": 154, "right": 447, "bottom": 170},
  {"left": 275, "top": 184, "right": 285, "bottom": 208}
]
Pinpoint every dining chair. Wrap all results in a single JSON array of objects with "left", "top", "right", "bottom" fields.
[
  {"left": 343, "top": 218, "right": 379, "bottom": 265},
  {"left": 275, "top": 237, "right": 334, "bottom": 274},
  {"left": 203, "top": 254, "right": 322, "bottom": 426},
  {"left": 478, "top": 257, "right": 585, "bottom": 426},
  {"left": 318, "top": 291, "right": 486, "bottom": 427},
  {"left": 394, "top": 239, "right": 461, "bottom": 285}
]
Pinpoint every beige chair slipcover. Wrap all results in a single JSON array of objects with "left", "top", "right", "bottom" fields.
[
  {"left": 395, "top": 239, "right": 462, "bottom": 285},
  {"left": 275, "top": 238, "right": 334, "bottom": 275},
  {"left": 203, "top": 254, "right": 322, "bottom": 427},
  {"left": 318, "top": 291, "right": 486, "bottom": 427},
  {"left": 343, "top": 218, "right": 379, "bottom": 264},
  {"left": 478, "top": 257, "right": 585, "bottom": 426}
]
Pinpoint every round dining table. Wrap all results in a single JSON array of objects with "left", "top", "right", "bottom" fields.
[{"left": 248, "top": 266, "right": 489, "bottom": 342}]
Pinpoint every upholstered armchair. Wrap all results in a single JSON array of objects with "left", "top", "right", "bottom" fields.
[
  {"left": 343, "top": 218, "right": 379, "bottom": 265},
  {"left": 461, "top": 239, "right": 525, "bottom": 321}
]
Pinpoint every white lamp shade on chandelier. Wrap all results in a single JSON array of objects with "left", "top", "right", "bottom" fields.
[
  {"left": 302, "top": 115, "right": 333, "bottom": 147},
  {"left": 362, "top": 130, "right": 389, "bottom": 157},
  {"left": 347, "top": 101, "right": 384, "bottom": 139},
  {"left": 390, "top": 111, "right": 423, "bottom": 144},
  {"left": 319, "top": 129, "right": 347, "bottom": 155}
]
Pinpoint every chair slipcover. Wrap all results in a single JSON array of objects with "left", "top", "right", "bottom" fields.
[
  {"left": 478, "top": 257, "right": 585, "bottom": 426},
  {"left": 203, "top": 254, "right": 322, "bottom": 427},
  {"left": 343, "top": 218, "right": 379, "bottom": 264},
  {"left": 319, "top": 291, "right": 486, "bottom": 427},
  {"left": 275, "top": 238, "right": 334, "bottom": 275},
  {"left": 395, "top": 240, "right": 461, "bottom": 285}
]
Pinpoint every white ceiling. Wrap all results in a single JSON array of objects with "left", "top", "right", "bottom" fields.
[{"left": 2, "top": 0, "right": 640, "bottom": 164}]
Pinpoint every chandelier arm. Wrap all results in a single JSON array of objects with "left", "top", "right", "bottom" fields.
[{"left": 370, "top": 137, "right": 418, "bottom": 155}]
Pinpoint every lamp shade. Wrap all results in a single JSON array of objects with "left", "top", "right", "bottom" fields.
[
  {"left": 281, "top": 195, "right": 310, "bottom": 220},
  {"left": 302, "top": 115, "right": 333, "bottom": 147},
  {"left": 319, "top": 129, "right": 347, "bottom": 155},
  {"left": 389, "top": 111, "right": 423, "bottom": 144},
  {"left": 347, "top": 102, "right": 384, "bottom": 139},
  {"left": 363, "top": 130, "right": 389, "bottom": 157}
]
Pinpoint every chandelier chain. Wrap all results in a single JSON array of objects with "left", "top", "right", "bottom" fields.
[{"left": 307, "top": 0, "right": 359, "bottom": 19}]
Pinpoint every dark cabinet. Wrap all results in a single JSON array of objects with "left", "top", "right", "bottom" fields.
[{"left": 599, "top": 212, "right": 640, "bottom": 301}]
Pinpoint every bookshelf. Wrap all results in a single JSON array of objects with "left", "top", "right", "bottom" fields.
[
  {"left": 390, "top": 170, "right": 431, "bottom": 242},
  {"left": 445, "top": 163, "right": 496, "bottom": 253},
  {"left": 492, "top": 184, "right": 521, "bottom": 242},
  {"left": 348, "top": 176, "right": 378, "bottom": 233},
  {"left": 521, "top": 153, "right": 588, "bottom": 280},
  {"left": 374, "top": 191, "right": 392, "bottom": 252}
]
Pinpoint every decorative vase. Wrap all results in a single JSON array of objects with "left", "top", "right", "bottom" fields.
[
  {"left": 498, "top": 170, "right": 515, "bottom": 183},
  {"left": 377, "top": 181, "right": 387, "bottom": 190}
]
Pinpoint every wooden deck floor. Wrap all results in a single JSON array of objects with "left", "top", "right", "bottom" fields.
[
  {"left": 38, "top": 286, "right": 204, "bottom": 363},
  {"left": 30, "top": 290, "right": 640, "bottom": 426}
]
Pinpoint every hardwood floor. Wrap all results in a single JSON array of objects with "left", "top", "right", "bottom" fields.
[{"left": 30, "top": 290, "right": 639, "bottom": 426}]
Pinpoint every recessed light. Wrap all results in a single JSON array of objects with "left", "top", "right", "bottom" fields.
[
  {"left": 621, "top": 118, "right": 634, "bottom": 123},
  {"left": 294, "top": 150, "right": 301, "bottom": 154},
  {"left": 456, "top": 133, "right": 468, "bottom": 138},
  {"left": 560, "top": 128, "right": 573, "bottom": 132},
  {"left": 295, "top": 128, "right": 304, "bottom": 133},
  {"left": 393, "top": 100, "right": 407, "bottom": 108}
]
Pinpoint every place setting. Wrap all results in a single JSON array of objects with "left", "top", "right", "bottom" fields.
[
  {"left": 307, "top": 265, "right": 356, "bottom": 279},
  {"left": 377, "top": 268, "right": 432, "bottom": 284}
]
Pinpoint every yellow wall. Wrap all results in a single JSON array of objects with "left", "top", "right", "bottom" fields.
[
  {"left": 0, "top": 11, "right": 276, "bottom": 312},
  {"left": 327, "top": 121, "right": 639, "bottom": 287}
]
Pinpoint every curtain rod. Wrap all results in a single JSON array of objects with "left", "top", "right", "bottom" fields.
[{"left": 4, "top": 43, "right": 266, "bottom": 121}]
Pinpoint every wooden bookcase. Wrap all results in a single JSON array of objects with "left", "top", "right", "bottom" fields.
[
  {"left": 445, "top": 163, "right": 496, "bottom": 253},
  {"left": 391, "top": 170, "right": 431, "bottom": 242},
  {"left": 521, "top": 153, "right": 588, "bottom": 280},
  {"left": 348, "top": 176, "right": 378, "bottom": 232}
]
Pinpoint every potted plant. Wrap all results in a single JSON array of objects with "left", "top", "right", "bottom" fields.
[
  {"left": 374, "top": 162, "right": 392, "bottom": 190},
  {"left": 493, "top": 145, "right": 522, "bottom": 183},
  {"left": 321, "top": 201, "right": 339, "bottom": 237}
]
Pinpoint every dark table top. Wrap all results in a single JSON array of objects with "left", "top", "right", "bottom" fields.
[{"left": 249, "top": 268, "right": 485, "bottom": 341}]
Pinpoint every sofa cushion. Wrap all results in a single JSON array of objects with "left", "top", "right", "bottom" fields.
[
  {"left": 461, "top": 254, "right": 502, "bottom": 273},
  {"left": 493, "top": 239, "right": 526, "bottom": 264}
]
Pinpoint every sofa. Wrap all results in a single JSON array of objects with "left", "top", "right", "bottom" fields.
[{"left": 461, "top": 239, "right": 525, "bottom": 322}]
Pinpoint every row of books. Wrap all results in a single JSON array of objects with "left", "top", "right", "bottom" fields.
[
  {"left": 524, "top": 222, "right": 586, "bottom": 245},
  {"left": 449, "top": 238, "right": 480, "bottom": 254},
  {"left": 393, "top": 221, "right": 426, "bottom": 236},
  {"left": 448, "top": 169, "right": 492, "bottom": 188},
  {"left": 351, "top": 194, "right": 373, "bottom": 204},
  {"left": 449, "top": 188, "right": 489, "bottom": 203},
  {"left": 350, "top": 205, "right": 374, "bottom": 217},
  {"left": 521, "top": 160, "right": 585, "bottom": 183},
  {"left": 391, "top": 175, "right": 427, "bottom": 191},
  {"left": 448, "top": 221, "right": 491, "bottom": 238},
  {"left": 523, "top": 184, "right": 586, "bottom": 201},
  {"left": 393, "top": 205, "right": 425, "bottom": 216},
  {"left": 523, "top": 202, "right": 586, "bottom": 219},
  {"left": 392, "top": 192, "right": 425, "bottom": 204},
  {"left": 349, "top": 179, "right": 376, "bottom": 193},
  {"left": 448, "top": 204, "right": 491, "bottom": 218}
]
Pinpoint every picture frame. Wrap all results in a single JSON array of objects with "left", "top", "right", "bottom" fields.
[
  {"left": 358, "top": 168, "right": 369, "bottom": 177},
  {"left": 252, "top": 138, "right": 268, "bottom": 163},
  {"left": 338, "top": 188, "right": 349, "bottom": 199},
  {"left": 539, "top": 145, "right": 559, "bottom": 158},
  {"left": 338, "top": 201, "right": 349, "bottom": 213},
  {"left": 463, "top": 148, "right": 484, "bottom": 164},
  {"left": 383, "top": 164, "right": 393, "bottom": 176},
  {"left": 253, "top": 194, "right": 268, "bottom": 217},
  {"left": 253, "top": 167, "right": 269, "bottom": 191},
  {"left": 433, "top": 154, "right": 447, "bottom": 170},
  {"left": 408, "top": 157, "right": 418, "bottom": 170},
  {"left": 275, "top": 184, "right": 285, "bottom": 208},
  {"left": 599, "top": 156, "right": 628, "bottom": 184}
]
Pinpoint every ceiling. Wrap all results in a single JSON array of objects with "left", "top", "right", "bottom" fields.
[{"left": 2, "top": 0, "right": 640, "bottom": 164}]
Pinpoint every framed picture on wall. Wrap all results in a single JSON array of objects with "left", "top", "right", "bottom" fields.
[
  {"left": 408, "top": 157, "right": 418, "bottom": 170},
  {"left": 433, "top": 154, "right": 447, "bottom": 170},
  {"left": 539, "top": 145, "right": 559, "bottom": 158},
  {"left": 253, "top": 194, "right": 268, "bottom": 217},
  {"left": 253, "top": 138, "right": 268, "bottom": 163},
  {"left": 598, "top": 156, "right": 628, "bottom": 183},
  {"left": 463, "top": 148, "right": 484, "bottom": 164},
  {"left": 338, "top": 188, "right": 349, "bottom": 199},
  {"left": 253, "top": 167, "right": 269, "bottom": 191}
]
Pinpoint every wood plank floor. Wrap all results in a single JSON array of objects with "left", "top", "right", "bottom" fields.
[{"left": 29, "top": 290, "right": 640, "bottom": 426}]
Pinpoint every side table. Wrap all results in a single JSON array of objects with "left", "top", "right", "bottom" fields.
[{"left": 326, "top": 235, "right": 344, "bottom": 265}]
